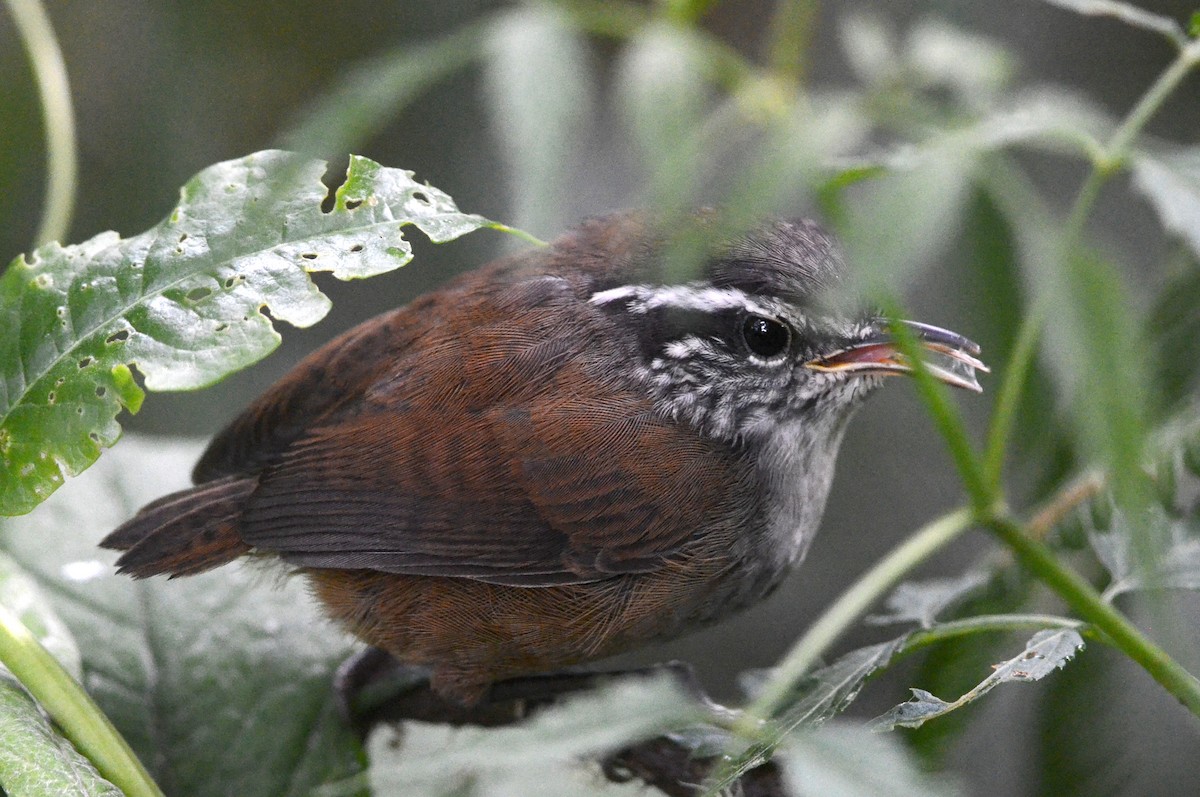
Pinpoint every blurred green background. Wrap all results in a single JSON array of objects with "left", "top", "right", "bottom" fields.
[{"left": 2, "top": 1, "right": 1198, "bottom": 794}]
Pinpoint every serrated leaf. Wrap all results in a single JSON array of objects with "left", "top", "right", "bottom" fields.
[
  {"left": 1089, "top": 506, "right": 1200, "bottom": 601},
  {"left": 0, "top": 672, "right": 121, "bottom": 797},
  {"left": 873, "top": 628, "right": 1084, "bottom": 731},
  {"left": 1132, "top": 148, "right": 1200, "bottom": 260},
  {"left": 1034, "top": 0, "right": 1187, "bottom": 43},
  {"left": 779, "top": 637, "right": 910, "bottom": 728},
  {"left": 484, "top": 6, "right": 593, "bottom": 239},
  {"left": 867, "top": 570, "right": 991, "bottom": 629},
  {"left": 0, "top": 436, "right": 365, "bottom": 797},
  {"left": 0, "top": 150, "right": 499, "bottom": 516},
  {"left": 361, "top": 676, "right": 701, "bottom": 797},
  {"left": 781, "top": 722, "right": 961, "bottom": 797}
]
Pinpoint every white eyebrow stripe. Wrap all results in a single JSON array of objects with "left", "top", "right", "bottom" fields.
[{"left": 589, "top": 282, "right": 775, "bottom": 316}]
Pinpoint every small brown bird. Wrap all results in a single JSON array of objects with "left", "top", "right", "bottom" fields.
[{"left": 101, "top": 211, "right": 984, "bottom": 706}]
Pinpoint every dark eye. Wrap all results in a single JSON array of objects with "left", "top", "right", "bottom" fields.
[{"left": 741, "top": 315, "right": 791, "bottom": 359}]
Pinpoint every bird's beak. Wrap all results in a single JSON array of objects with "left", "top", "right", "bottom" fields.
[{"left": 806, "top": 319, "right": 989, "bottom": 392}]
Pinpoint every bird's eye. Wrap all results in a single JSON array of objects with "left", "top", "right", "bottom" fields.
[{"left": 741, "top": 315, "right": 791, "bottom": 359}]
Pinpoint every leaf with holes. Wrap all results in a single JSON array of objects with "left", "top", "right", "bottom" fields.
[
  {"left": 0, "top": 150, "right": 503, "bottom": 515},
  {"left": 872, "top": 628, "right": 1085, "bottom": 731}
]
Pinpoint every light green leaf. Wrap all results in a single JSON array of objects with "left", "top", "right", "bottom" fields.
[
  {"left": 0, "top": 550, "right": 81, "bottom": 679},
  {"left": 873, "top": 628, "right": 1084, "bottom": 730},
  {"left": 484, "top": 6, "right": 594, "bottom": 239},
  {"left": 778, "top": 637, "right": 909, "bottom": 728},
  {"left": 0, "top": 150, "right": 500, "bottom": 516},
  {"left": 1132, "top": 147, "right": 1200, "bottom": 260},
  {"left": 1090, "top": 507, "right": 1200, "bottom": 601},
  {"left": 616, "top": 21, "right": 714, "bottom": 201},
  {"left": 1034, "top": 0, "right": 1188, "bottom": 44},
  {"left": 904, "top": 18, "right": 1014, "bottom": 102},
  {"left": 838, "top": 144, "right": 975, "bottom": 296},
  {"left": 781, "top": 722, "right": 961, "bottom": 797},
  {"left": 837, "top": 13, "right": 898, "bottom": 87},
  {"left": 362, "top": 676, "right": 701, "bottom": 797},
  {"left": 1, "top": 436, "right": 365, "bottom": 797},
  {"left": 0, "top": 672, "right": 121, "bottom": 797},
  {"left": 867, "top": 570, "right": 991, "bottom": 629}
]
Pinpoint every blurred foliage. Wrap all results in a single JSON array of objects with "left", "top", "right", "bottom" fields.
[{"left": 2, "top": 0, "right": 1200, "bottom": 795}]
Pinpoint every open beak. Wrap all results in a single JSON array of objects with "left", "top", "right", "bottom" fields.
[{"left": 806, "top": 319, "right": 989, "bottom": 392}]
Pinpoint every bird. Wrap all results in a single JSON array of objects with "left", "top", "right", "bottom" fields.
[{"left": 101, "top": 210, "right": 985, "bottom": 707}]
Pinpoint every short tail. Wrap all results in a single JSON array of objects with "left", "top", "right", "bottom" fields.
[{"left": 100, "top": 476, "right": 256, "bottom": 578}]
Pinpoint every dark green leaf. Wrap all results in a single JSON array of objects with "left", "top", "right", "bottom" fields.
[
  {"left": 1, "top": 436, "right": 365, "bottom": 797},
  {"left": 1147, "top": 249, "right": 1200, "bottom": 411},
  {"left": 0, "top": 671, "right": 121, "bottom": 797},
  {"left": 0, "top": 150, "right": 498, "bottom": 515},
  {"left": 873, "top": 629, "right": 1084, "bottom": 731}
]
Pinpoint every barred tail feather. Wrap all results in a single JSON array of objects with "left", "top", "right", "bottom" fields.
[{"left": 100, "top": 476, "right": 256, "bottom": 578}]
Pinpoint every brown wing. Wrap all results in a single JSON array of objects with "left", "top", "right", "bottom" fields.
[{"left": 225, "top": 273, "right": 754, "bottom": 586}]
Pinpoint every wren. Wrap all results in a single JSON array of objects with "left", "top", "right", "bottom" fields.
[{"left": 101, "top": 211, "right": 985, "bottom": 706}]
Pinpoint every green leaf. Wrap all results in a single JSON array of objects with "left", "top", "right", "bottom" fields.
[
  {"left": 484, "top": 6, "right": 594, "bottom": 239},
  {"left": 0, "top": 150, "right": 499, "bottom": 516},
  {"left": 866, "top": 570, "right": 991, "bottom": 629},
  {"left": 359, "top": 676, "right": 701, "bottom": 797},
  {"left": 1147, "top": 249, "right": 1200, "bottom": 410},
  {"left": 985, "top": 165, "right": 1152, "bottom": 510},
  {"left": 837, "top": 144, "right": 975, "bottom": 297},
  {"left": 0, "top": 672, "right": 121, "bottom": 797},
  {"left": 1132, "top": 147, "right": 1200, "bottom": 261},
  {"left": 873, "top": 628, "right": 1085, "bottom": 731},
  {"left": 278, "top": 24, "right": 485, "bottom": 155},
  {"left": 1090, "top": 506, "right": 1200, "bottom": 601},
  {"left": 0, "top": 550, "right": 81, "bottom": 679},
  {"left": 1034, "top": 0, "right": 1188, "bottom": 44},
  {"left": 778, "top": 637, "right": 909, "bottom": 728},
  {"left": 903, "top": 18, "right": 1014, "bottom": 102},
  {"left": 616, "top": 21, "right": 714, "bottom": 200},
  {"left": 780, "top": 722, "right": 961, "bottom": 797},
  {"left": 1, "top": 436, "right": 365, "bottom": 797},
  {"left": 902, "top": 566, "right": 1034, "bottom": 765}
]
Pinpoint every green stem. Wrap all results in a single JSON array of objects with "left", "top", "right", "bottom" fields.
[
  {"left": 882, "top": 305, "right": 994, "bottom": 511},
  {"left": 0, "top": 604, "right": 164, "bottom": 797},
  {"left": 985, "top": 515, "right": 1200, "bottom": 718},
  {"left": 738, "top": 507, "right": 974, "bottom": 728},
  {"left": 4, "top": 0, "right": 77, "bottom": 247},
  {"left": 899, "top": 613, "right": 1089, "bottom": 657},
  {"left": 1104, "top": 37, "right": 1200, "bottom": 165},
  {"left": 983, "top": 296, "right": 1047, "bottom": 489},
  {"left": 487, "top": 222, "right": 548, "bottom": 248}
]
